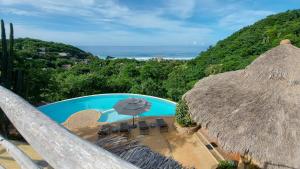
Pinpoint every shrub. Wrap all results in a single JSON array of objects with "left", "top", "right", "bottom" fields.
[
  {"left": 175, "top": 99, "right": 195, "bottom": 127},
  {"left": 217, "top": 160, "right": 237, "bottom": 169},
  {"left": 205, "top": 64, "right": 223, "bottom": 76}
]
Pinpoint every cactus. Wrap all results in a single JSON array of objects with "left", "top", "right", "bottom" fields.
[
  {"left": 1, "top": 19, "right": 8, "bottom": 87},
  {"left": 0, "top": 20, "right": 17, "bottom": 138},
  {"left": 1, "top": 20, "right": 17, "bottom": 91},
  {"left": 0, "top": 20, "right": 9, "bottom": 138},
  {"left": 7, "top": 23, "right": 14, "bottom": 88}
]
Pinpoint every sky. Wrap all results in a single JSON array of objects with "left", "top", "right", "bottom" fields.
[{"left": 0, "top": 0, "right": 299, "bottom": 46}]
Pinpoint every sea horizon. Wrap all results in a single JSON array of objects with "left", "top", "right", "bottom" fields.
[{"left": 78, "top": 45, "right": 207, "bottom": 60}]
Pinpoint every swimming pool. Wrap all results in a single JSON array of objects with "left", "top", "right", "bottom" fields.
[{"left": 38, "top": 94, "right": 176, "bottom": 123}]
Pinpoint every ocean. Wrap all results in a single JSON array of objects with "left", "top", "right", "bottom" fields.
[{"left": 78, "top": 45, "right": 206, "bottom": 60}]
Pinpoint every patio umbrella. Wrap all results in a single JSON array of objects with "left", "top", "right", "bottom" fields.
[{"left": 113, "top": 98, "right": 151, "bottom": 128}]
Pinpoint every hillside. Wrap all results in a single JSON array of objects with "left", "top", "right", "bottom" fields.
[
  {"left": 2, "top": 10, "right": 300, "bottom": 104},
  {"left": 1, "top": 37, "right": 184, "bottom": 103},
  {"left": 194, "top": 9, "right": 300, "bottom": 71},
  {"left": 165, "top": 9, "right": 300, "bottom": 100},
  {"left": 14, "top": 38, "right": 91, "bottom": 60},
  {"left": 0, "top": 37, "right": 96, "bottom": 103},
  {"left": 0, "top": 38, "right": 93, "bottom": 70}
]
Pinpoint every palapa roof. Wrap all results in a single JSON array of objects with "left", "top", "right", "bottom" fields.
[
  {"left": 184, "top": 43, "right": 300, "bottom": 169},
  {"left": 96, "top": 135, "right": 186, "bottom": 169}
]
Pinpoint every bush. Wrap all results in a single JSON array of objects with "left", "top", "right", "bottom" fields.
[
  {"left": 217, "top": 160, "right": 237, "bottom": 169},
  {"left": 175, "top": 99, "right": 195, "bottom": 127}
]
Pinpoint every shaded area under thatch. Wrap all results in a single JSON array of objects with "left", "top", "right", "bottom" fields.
[
  {"left": 96, "top": 135, "right": 189, "bottom": 169},
  {"left": 184, "top": 43, "right": 300, "bottom": 169}
]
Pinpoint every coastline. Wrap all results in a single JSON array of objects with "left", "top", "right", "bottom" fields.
[
  {"left": 78, "top": 45, "right": 204, "bottom": 60},
  {"left": 96, "top": 55, "right": 195, "bottom": 60}
]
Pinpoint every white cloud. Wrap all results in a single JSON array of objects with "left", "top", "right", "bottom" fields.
[
  {"left": 1, "top": 0, "right": 213, "bottom": 45},
  {"left": 0, "top": 0, "right": 276, "bottom": 45},
  {"left": 13, "top": 23, "right": 213, "bottom": 46},
  {"left": 191, "top": 0, "right": 274, "bottom": 31},
  {"left": 0, "top": 0, "right": 185, "bottom": 29},
  {"left": 165, "top": 0, "right": 196, "bottom": 19},
  {"left": 0, "top": 7, "right": 39, "bottom": 16}
]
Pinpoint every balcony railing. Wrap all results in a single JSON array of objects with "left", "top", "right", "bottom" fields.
[{"left": 0, "top": 86, "right": 138, "bottom": 169}]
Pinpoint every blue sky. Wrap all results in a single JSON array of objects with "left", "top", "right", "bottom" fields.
[{"left": 0, "top": 0, "right": 299, "bottom": 46}]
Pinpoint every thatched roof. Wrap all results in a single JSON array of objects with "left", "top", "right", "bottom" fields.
[
  {"left": 184, "top": 43, "right": 300, "bottom": 169},
  {"left": 96, "top": 135, "right": 187, "bottom": 169}
]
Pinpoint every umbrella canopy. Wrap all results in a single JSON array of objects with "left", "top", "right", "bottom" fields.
[
  {"left": 114, "top": 98, "right": 151, "bottom": 116},
  {"left": 184, "top": 42, "right": 300, "bottom": 169}
]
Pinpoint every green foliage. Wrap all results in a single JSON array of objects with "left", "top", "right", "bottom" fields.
[
  {"left": 14, "top": 38, "right": 91, "bottom": 59},
  {"left": 3, "top": 9, "right": 300, "bottom": 106},
  {"left": 165, "top": 9, "right": 300, "bottom": 100},
  {"left": 44, "top": 59, "right": 182, "bottom": 103},
  {"left": 175, "top": 99, "right": 195, "bottom": 127},
  {"left": 217, "top": 160, "right": 237, "bottom": 169},
  {"left": 205, "top": 64, "right": 223, "bottom": 76},
  {"left": 131, "top": 79, "right": 166, "bottom": 97}
]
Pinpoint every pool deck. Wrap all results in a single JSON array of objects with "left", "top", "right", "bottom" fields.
[
  {"left": 0, "top": 141, "right": 44, "bottom": 169},
  {"left": 72, "top": 116, "right": 219, "bottom": 169},
  {"left": 0, "top": 116, "right": 219, "bottom": 169}
]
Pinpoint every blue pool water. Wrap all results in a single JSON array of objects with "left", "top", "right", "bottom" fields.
[{"left": 38, "top": 94, "right": 176, "bottom": 123}]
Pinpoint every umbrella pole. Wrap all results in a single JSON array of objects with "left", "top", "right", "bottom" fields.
[
  {"left": 132, "top": 116, "right": 135, "bottom": 127},
  {"left": 132, "top": 116, "right": 137, "bottom": 128}
]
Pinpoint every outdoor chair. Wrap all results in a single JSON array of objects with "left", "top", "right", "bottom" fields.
[
  {"left": 156, "top": 118, "right": 168, "bottom": 133},
  {"left": 138, "top": 121, "right": 150, "bottom": 135},
  {"left": 150, "top": 122, "right": 156, "bottom": 128},
  {"left": 120, "top": 122, "right": 130, "bottom": 134}
]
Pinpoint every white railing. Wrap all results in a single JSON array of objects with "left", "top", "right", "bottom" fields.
[
  {"left": 0, "top": 86, "right": 139, "bottom": 169},
  {"left": 0, "top": 135, "right": 40, "bottom": 169}
]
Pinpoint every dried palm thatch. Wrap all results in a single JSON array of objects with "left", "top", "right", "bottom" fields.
[
  {"left": 184, "top": 43, "right": 300, "bottom": 169},
  {"left": 96, "top": 135, "right": 189, "bottom": 169}
]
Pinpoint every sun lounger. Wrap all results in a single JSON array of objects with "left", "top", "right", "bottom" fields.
[
  {"left": 150, "top": 122, "right": 156, "bottom": 128},
  {"left": 98, "top": 124, "right": 112, "bottom": 137},
  {"left": 138, "top": 121, "right": 149, "bottom": 135},
  {"left": 120, "top": 122, "right": 130, "bottom": 133},
  {"left": 156, "top": 118, "right": 168, "bottom": 132}
]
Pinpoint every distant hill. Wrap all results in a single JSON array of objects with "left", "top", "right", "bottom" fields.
[
  {"left": 165, "top": 9, "right": 300, "bottom": 100},
  {"left": 193, "top": 9, "right": 300, "bottom": 72},
  {"left": 14, "top": 38, "right": 91, "bottom": 60}
]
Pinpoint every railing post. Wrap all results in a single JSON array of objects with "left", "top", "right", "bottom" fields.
[
  {"left": 0, "top": 135, "right": 40, "bottom": 169},
  {"left": 0, "top": 86, "right": 139, "bottom": 169}
]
